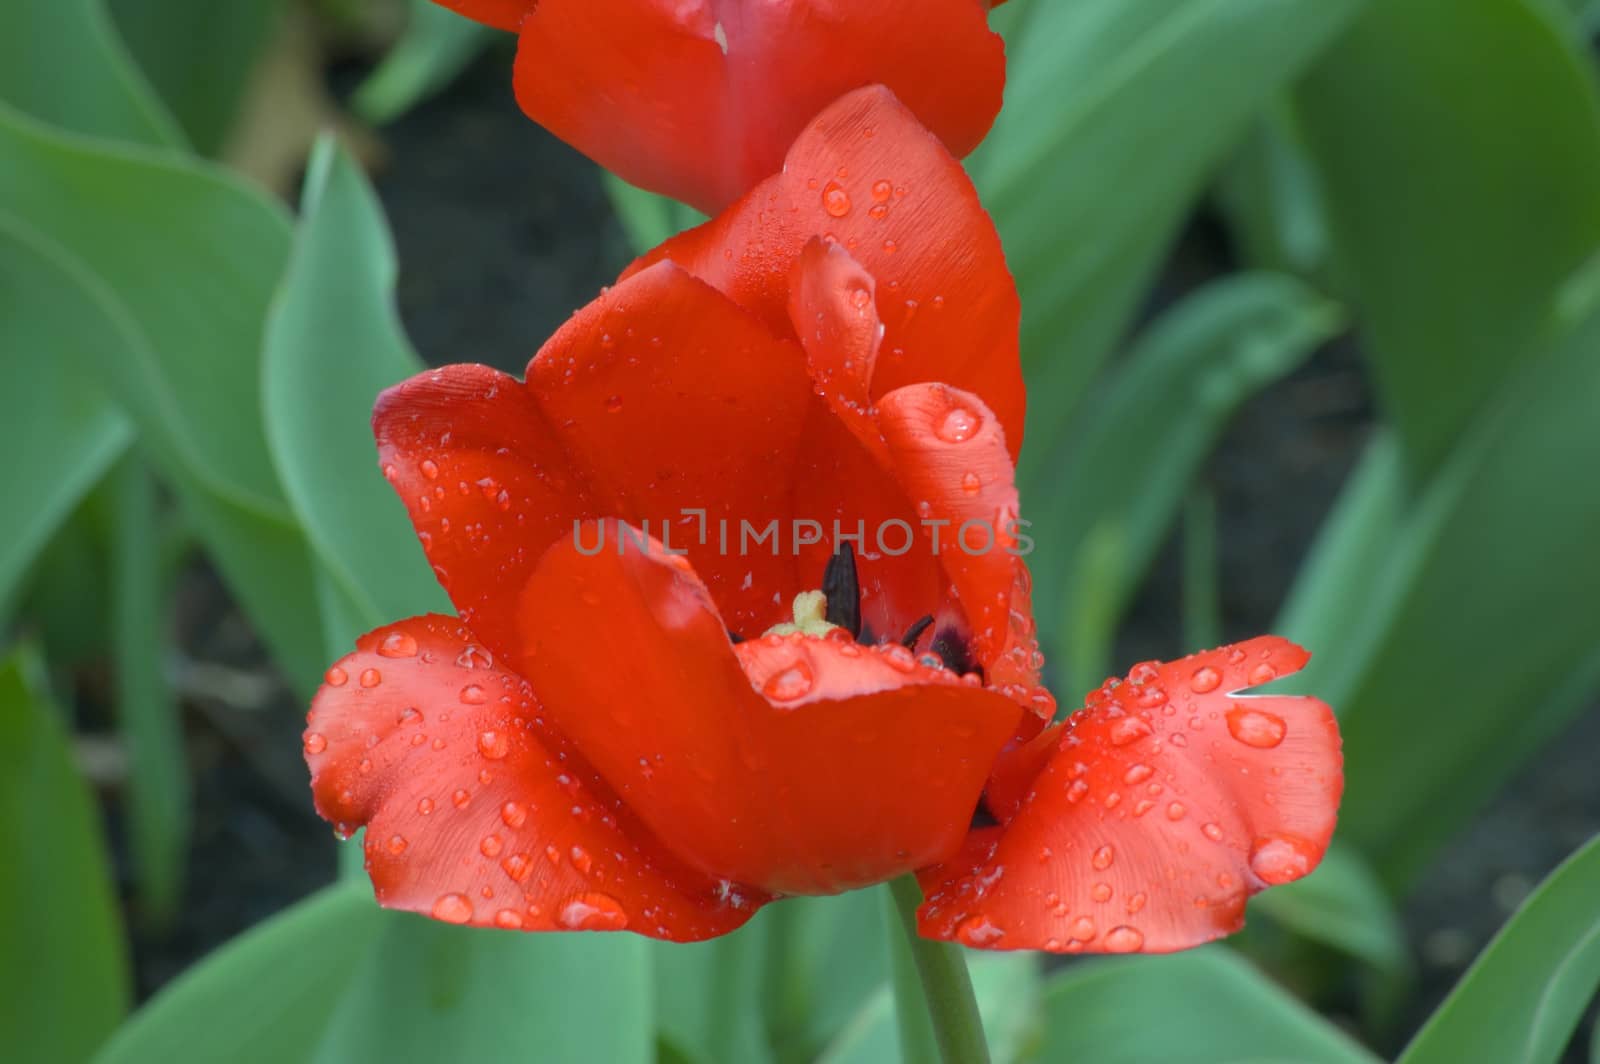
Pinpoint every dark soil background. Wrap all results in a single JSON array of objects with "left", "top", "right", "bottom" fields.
[{"left": 103, "top": 47, "right": 1599, "bottom": 1059}]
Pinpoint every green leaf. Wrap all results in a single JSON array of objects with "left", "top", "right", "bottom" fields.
[
  {"left": 1253, "top": 841, "right": 1410, "bottom": 976},
  {"left": 978, "top": 0, "right": 1363, "bottom": 435},
  {"left": 0, "top": 646, "right": 129, "bottom": 1063},
  {"left": 108, "top": 454, "right": 190, "bottom": 926},
  {"left": 1399, "top": 834, "right": 1600, "bottom": 1064},
  {"left": 0, "top": 218, "right": 132, "bottom": 611},
  {"left": 96, "top": 885, "right": 386, "bottom": 1064},
  {"left": 0, "top": 0, "right": 182, "bottom": 148},
  {"left": 817, "top": 952, "right": 1041, "bottom": 1064},
  {"left": 1033, "top": 947, "right": 1378, "bottom": 1064},
  {"left": 0, "top": 104, "right": 328, "bottom": 690},
  {"left": 1215, "top": 105, "right": 1331, "bottom": 279},
  {"left": 311, "top": 920, "right": 655, "bottom": 1064},
  {"left": 106, "top": 0, "right": 279, "bottom": 155},
  {"left": 651, "top": 924, "right": 776, "bottom": 1064},
  {"left": 1295, "top": 273, "right": 1600, "bottom": 887},
  {"left": 1026, "top": 273, "right": 1342, "bottom": 693},
  {"left": 1294, "top": 0, "right": 1600, "bottom": 476},
  {"left": 354, "top": 0, "right": 496, "bottom": 126},
  {"left": 263, "top": 135, "right": 449, "bottom": 640},
  {"left": 604, "top": 171, "right": 707, "bottom": 255}
]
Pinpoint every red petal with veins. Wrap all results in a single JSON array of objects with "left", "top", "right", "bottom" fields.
[
  {"left": 431, "top": 0, "right": 528, "bottom": 32},
  {"left": 877, "top": 383, "right": 1047, "bottom": 713},
  {"left": 629, "top": 86, "right": 1024, "bottom": 457},
  {"left": 515, "top": 521, "right": 1022, "bottom": 895},
  {"left": 917, "top": 637, "right": 1343, "bottom": 953},
  {"left": 374, "top": 365, "right": 595, "bottom": 671},
  {"left": 526, "top": 260, "right": 814, "bottom": 638},
  {"left": 511, "top": 2, "right": 1004, "bottom": 214},
  {"left": 305, "top": 615, "right": 763, "bottom": 939}
]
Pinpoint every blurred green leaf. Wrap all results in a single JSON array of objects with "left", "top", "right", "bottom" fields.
[
  {"left": 108, "top": 454, "right": 190, "bottom": 926},
  {"left": 312, "top": 920, "right": 655, "bottom": 1064},
  {"left": 1399, "top": 834, "right": 1600, "bottom": 1064},
  {"left": 651, "top": 924, "right": 775, "bottom": 1064},
  {"left": 1033, "top": 947, "right": 1378, "bottom": 1064},
  {"left": 354, "top": 0, "right": 495, "bottom": 125},
  {"left": 1294, "top": 272, "right": 1600, "bottom": 887},
  {"left": 0, "top": 0, "right": 182, "bottom": 148},
  {"left": 817, "top": 952, "right": 1040, "bottom": 1064},
  {"left": 604, "top": 170, "right": 708, "bottom": 255},
  {"left": 1180, "top": 486, "right": 1223, "bottom": 652},
  {"left": 979, "top": 0, "right": 1362, "bottom": 438},
  {"left": 0, "top": 104, "right": 328, "bottom": 691},
  {"left": 1294, "top": 0, "right": 1600, "bottom": 476},
  {"left": 263, "top": 135, "right": 449, "bottom": 639},
  {"left": 107, "top": 0, "right": 278, "bottom": 155},
  {"left": 0, "top": 646, "right": 129, "bottom": 1063},
  {"left": 97, "top": 885, "right": 385, "bottom": 1064},
  {"left": 1030, "top": 273, "right": 1341, "bottom": 693},
  {"left": 1253, "top": 841, "right": 1410, "bottom": 976},
  {"left": 1215, "top": 105, "right": 1330, "bottom": 279},
  {"left": 0, "top": 219, "right": 132, "bottom": 612}
]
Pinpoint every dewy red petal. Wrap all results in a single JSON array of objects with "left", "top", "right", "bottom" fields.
[
  {"left": 630, "top": 86, "right": 1025, "bottom": 459},
  {"left": 305, "top": 615, "right": 765, "bottom": 939},
  {"left": 507, "top": 1, "right": 1004, "bottom": 213},
  {"left": 916, "top": 637, "right": 1343, "bottom": 953},
  {"left": 516, "top": 522, "right": 1022, "bottom": 895}
]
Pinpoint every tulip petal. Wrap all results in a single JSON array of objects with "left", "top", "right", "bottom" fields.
[
  {"left": 788, "top": 238, "right": 885, "bottom": 460},
  {"left": 877, "top": 383, "right": 1048, "bottom": 714},
  {"left": 631, "top": 86, "right": 1024, "bottom": 456},
  {"left": 517, "top": 522, "right": 1022, "bottom": 895},
  {"left": 305, "top": 614, "right": 764, "bottom": 939},
  {"left": 916, "top": 638, "right": 1343, "bottom": 953},
  {"left": 374, "top": 364, "right": 597, "bottom": 673},
  {"left": 526, "top": 260, "right": 815, "bottom": 637},
  {"left": 512, "top": 2, "right": 1003, "bottom": 214},
  {"left": 433, "top": 0, "right": 527, "bottom": 32}
]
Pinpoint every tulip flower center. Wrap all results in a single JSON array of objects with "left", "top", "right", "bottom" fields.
[{"left": 762, "top": 590, "right": 842, "bottom": 639}]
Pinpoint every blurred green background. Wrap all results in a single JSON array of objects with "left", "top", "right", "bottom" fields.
[{"left": 3, "top": 1, "right": 1600, "bottom": 1061}]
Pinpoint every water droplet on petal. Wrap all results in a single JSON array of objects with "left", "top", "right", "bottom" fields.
[
  {"left": 560, "top": 893, "right": 629, "bottom": 930},
  {"left": 478, "top": 730, "right": 509, "bottom": 760},
  {"left": 420, "top": 459, "right": 440, "bottom": 480},
  {"left": 378, "top": 631, "right": 419, "bottom": 658},
  {"left": 1190, "top": 666, "right": 1222, "bottom": 693},
  {"left": 1104, "top": 925, "right": 1144, "bottom": 953},
  {"left": 1249, "top": 662, "right": 1278, "bottom": 686},
  {"left": 501, "top": 801, "right": 528, "bottom": 829},
  {"left": 955, "top": 914, "right": 1004, "bottom": 947},
  {"left": 1249, "top": 835, "right": 1316, "bottom": 885},
  {"left": 1202, "top": 822, "right": 1225, "bottom": 842},
  {"left": 480, "top": 834, "right": 504, "bottom": 858},
  {"left": 1108, "top": 716, "right": 1153, "bottom": 746},
  {"left": 822, "top": 181, "right": 851, "bottom": 217},
  {"left": 416, "top": 797, "right": 434, "bottom": 815},
  {"left": 1091, "top": 845, "right": 1114, "bottom": 870},
  {"left": 935, "top": 406, "right": 981, "bottom": 443},
  {"left": 303, "top": 732, "right": 327, "bottom": 755},
  {"left": 1226, "top": 706, "right": 1287, "bottom": 749},
  {"left": 387, "top": 834, "right": 408, "bottom": 856},
  {"left": 494, "top": 909, "right": 524, "bottom": 929},
  {"left": 605, "top": 394, "right": 624, "bottom": 413},
  {"left": 1166, "top": 802, "right": 1187, "bottom": 821},
  {"left": 1091, "top": 882, "right": 1112, "bottom": 902},
  {"left": 763, "top": 661, "right": 815, "bottom": 702},
  {"left": 871, "top": 179, "right": 892, "bottom": 202},
  {"left": 432, "top": 893, "right": 473, "bottom": 924},
  {"left": 324, "top": 666, "right": 348, "bottom": 687},
  {"left": 1072, "top": 916, "right": 1097, "bottom": 940},
  {"left": 359, "top": 668, "right": 382, "bottom": 688},
  {"left": 961, "top": 471, "right": 981, "bottom": 495},
  {"left": 460, "top": 684, "right": 488, "bottom": 705},
  {"left": 1123, "top": 763, "right": 1153, "bottom": 785}
]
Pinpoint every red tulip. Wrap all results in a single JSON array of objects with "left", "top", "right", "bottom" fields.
[
  {"left": 429, "top": 0, "right": 1007, "bottom": 213},
  {"left": 303, "top": 88, "right": 1342, "bottom": 950}
]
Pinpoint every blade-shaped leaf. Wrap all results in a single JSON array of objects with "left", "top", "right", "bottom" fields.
[
  {"left": 311, "top": 919, "right": 655, "bottom": 1064},
  {"left": 1027, "top": 273, "right": 1342, "bottom": 693},
  {"left": 106, "top": 0, "right": 279, "bottom": 155},
  {"left": 1294, "top": 0, "right": 1600, "bottom": 475},
  {"left": 0, "top": 104, "right": 328, "bottom": 690},
  {"left": 1399, "top": 834, "right": 1600, "bottom": 1064},
  {"left": 1292, "top": 273, "right": 1600, "bottom": 887},
  {"left": 0, "top": 0, "right": 181, "bottom": 148},
  {"left": 0, "top": 218, "right": 132, "bottom": 611},
  {"left": 0, "top": 647, "right": 129, "bottom": 1063},
  {"left": 354, "top": 0, "right": 496, "bottom": 126},
  {"left": 979, "top": 0, "right": 1363, "bottom": 437},
  {"left": 96, "top": 885, "right": 386, "bottom": 1064},
  {"left": 1252, "top": 841, "right": 1410, "bottom": 976},
  {"left": 263, "top": 136, "right": 449, "bottom": 636},
  {"left": 1033, "top": 946, "right": 1378, "bottom": 1064}
]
